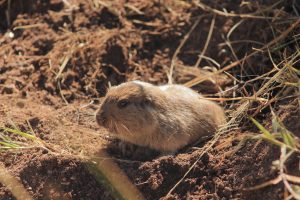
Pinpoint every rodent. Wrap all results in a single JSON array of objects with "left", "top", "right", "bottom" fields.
[{"left": 95, "top": 81, "right": 226, "bottom": 153}]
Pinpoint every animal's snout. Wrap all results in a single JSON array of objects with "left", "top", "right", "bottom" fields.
[{"left": 96, "top": 109, "right": 107, "bottom": 127}]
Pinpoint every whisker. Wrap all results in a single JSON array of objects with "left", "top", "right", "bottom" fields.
[
  {"left": 114, "top": 122, "right": 121, "bottom": 135},
  {"left": 120, "top": 122, "right": 132, "bottom": 135},
  {"left": 108, "top": 116, "right": 117, "bottom": 134}
]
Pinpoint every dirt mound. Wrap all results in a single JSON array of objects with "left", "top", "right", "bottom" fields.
[{"left": 1, "top": 0, "right": 300, "bottom": 199}]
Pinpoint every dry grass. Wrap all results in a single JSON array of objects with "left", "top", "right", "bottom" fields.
[
  {"left": 1, "top": 0, "right": 300, "bottom": 199},
  {"left": 166, "top": 0, "right": 300, "bottom": 197}
]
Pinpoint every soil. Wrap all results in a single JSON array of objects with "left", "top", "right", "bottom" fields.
[{"left": 0, "top": 0, "right": 300, "bottom": 199}]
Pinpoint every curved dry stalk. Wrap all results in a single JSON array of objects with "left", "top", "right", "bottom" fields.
[
  {"left": 280, "top": 147, "right": 300, "bottom": 200},
  {"left": 194, "top": 14, "right": 216, "bottom": 68},
  {"left": 193, "top": 0, "right": 285, "bottom": 19},
  {"left": 203, "top": 96, "right": 268, "bottom": 102},
  {"left": 168, "top": 16, "right": 204, "bottom": 84}
]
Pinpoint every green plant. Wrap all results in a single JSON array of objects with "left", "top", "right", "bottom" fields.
[
  {"left": 246, "top": 116, "right": 300, "bottom": 199},
  {"left": 0, "top": 127, "right": 38, "bottom": 150}
]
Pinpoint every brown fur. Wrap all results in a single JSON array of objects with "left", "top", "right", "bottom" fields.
[{"left": 96, "top": 81, "right": 226, "bottom": 153}]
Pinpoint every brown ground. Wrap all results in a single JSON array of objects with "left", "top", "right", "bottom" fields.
[{"left": 0, "top": 0, "right": 300, "bottom": 199}]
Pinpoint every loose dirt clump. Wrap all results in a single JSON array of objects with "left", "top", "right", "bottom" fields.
[{"left": 1, "top": 0, "right": 300, "bottom": 199}]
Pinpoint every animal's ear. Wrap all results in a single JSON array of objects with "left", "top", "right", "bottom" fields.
[
  {"left": 108, "top": 82, "right": 112, "bottom": 89},
  {"left": 107, "top": 82, "right": 119, "bottom": 90},
  {"left": 106, "top": 83, "right": 117, "bottom": 92}
]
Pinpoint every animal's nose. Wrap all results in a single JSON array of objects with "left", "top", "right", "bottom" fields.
[{"left": 95, "top": 109, "right": 107, "bottom": 126}]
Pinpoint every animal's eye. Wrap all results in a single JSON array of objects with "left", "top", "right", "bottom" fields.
[
  {"left": 144, "top": 99, "right": 151, "bottom": 105},
  {"left": 117, "top": 99, "right": 130, "bottom": 109},
  {"left": 141, "top": 98, "right": 152, "bottom": 107}
]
